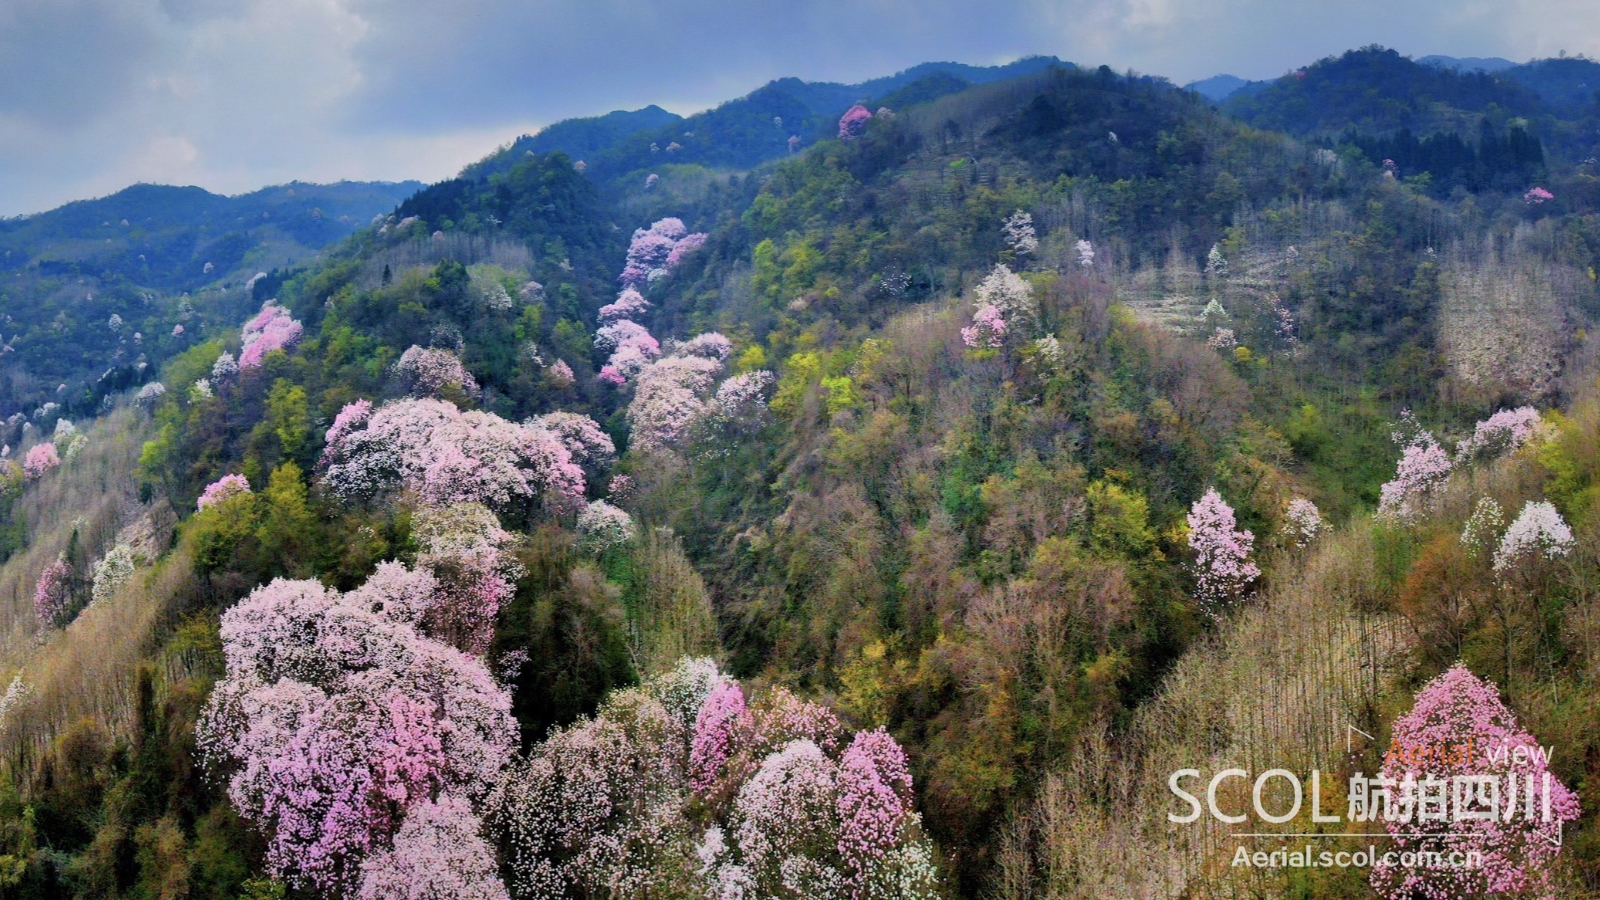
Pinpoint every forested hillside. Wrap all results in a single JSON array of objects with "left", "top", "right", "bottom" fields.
[{"left": 1, "top": 51, "right": 1600, "bottom": 900}]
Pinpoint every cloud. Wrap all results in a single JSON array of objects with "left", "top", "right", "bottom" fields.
[{"left": 2, "top": 0, "right": 1598, "bottom": 216}]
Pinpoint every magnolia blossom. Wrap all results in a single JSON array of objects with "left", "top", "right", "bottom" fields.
[
  {"left": 547, "top": 359, "right": 575, "bottom": 387},
  {"left": 674, "top": 332, "right": 733, "bottom": 361},
  {"left": 1075, "top": 239, "right": 1094, "bottom": 268},
  {"left": 577, "top": 500, "right": 636, "bottom": 553},
  {"left": 532, "top": 412, "right": 615, "bottom": 469},
  {"left": 172, "top": 324, "right": 185, "bottom": 337},
  {"left": 975, "top": 264, "right": 1035, "bottom": 325},
  {"left": 1371, "top": 665, "right": 1579, "bottom": 900},
  {"left": 620, "top": 218, "right": 702, "bottom": 288},
  {"left": 1457, "top": 407, "right": 1544, "bottom": 461},
  {"left": 212, "top": 351, "right": 240, "bottom": 381},
  {"left": 595, "top": 319, "right": 654, "bottom": 353},
  {"left": 198, "top": 577, "right": 516, "bottom": 894},
  {"left": 1377, "top": 434, "right": 1452, "bottom": 524},
  {"left": 90, "top": 545, "right": 136, "bottom": 606},
  {"left": 1461, "top": 497, "right": 1507, "bottom": 560},
  {"left": 198, "top": 473, "right": 252, "bottom": 510},
  {"left": 1492, "top": 500, "right": 1574, "bottom": 577},
  {"left": 1001, "top": 210, "right": 1037, "bottom": 255},
  {"left": 711, "top": 371, "right": 776, "bottom": 421},
  {"left": 239, "top": 302, "right": 304, "bottom": 369},
  {"left": 838, "top": 104, "right": 873, "bottom": 140},
  {"left": 627, "top": 355, "right": 723, "bottom": 452},
  {"left": 960, "top": 305, "right": 1007, "bottom": 349},
  {"left": 357, "top": 795, "right": 509, "bottom": 900},
  {"left": 394, "top": 346, "right": 479, "bottom": 397},
  {"left": 320, "top": 398, "right": 585, "bottom": 514},
  {"left": 1206, "top": 327, "right": 1237, "bottom": 351},
  {"left": 666, "top": 232, "right": 708, "bottom": 268},
  {"left": 135, "top": 381, "right": 166, "bottom": 405},
  {"left": 33, "top": 556, "right": 72, "bottom": 629},
  {"left": 23, "top": 443, "right": 59, "bottom": 479},
  {"left": 1282, "top": 498, "right": 1322, "bottom": 548},
  {"left": 599, "top": 288, "right": 651, "bottom": 324},
  {"left": 1523, "top": 186, "right": 1554, "bottom": 204},
  {"left": 1187, "top": 488, "right": 1260, "bottom": 616}
]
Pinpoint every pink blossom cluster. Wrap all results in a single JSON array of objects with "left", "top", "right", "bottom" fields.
[
  {"left": 356, "top": 794, "right": 508, "bottom": 900},
  {"left": 619, "top": 218, "right": 707, "bottom": 289},
  {"left": 838, "top": 104, "right": 873, "bottom": 140},
  {"left": 627, "top": 353, "right": 724, "bottom": 452},
  {"left": 1371, "top": 665, "right": 1579, "bottom": 900},
  {"left": 598, "top": 288, "right": 651, "bottom": 324},
  {"left": 239, "top": 302, "right": 304, "bottom": 369},
  {"left": 1186, "top": 488, "right": 1260, "bottom": 616},
  {"left": 1457, "top": 406, "right": 1543, "bottom": 462},
  {"left": 576, "top": 499, "right": 635, "bottom": 553},
  {"left": 1206, "top": 327, "right": 1237, "bottom": 351},
  {"left": 1001, "top": 210, "right": 1037, "bottom": 255},
  {"left": 961, "top": 304, "right": 1007, "bottom": 349},
  {"left": 197, "top": 473, "right": 251, "bottom": 510},
  {"left": 531, "top": 411, "right": 616, "bottom": 470},
  {"left": 711, "top": 371, "right": 776, "bottom": 420},
  {"left": 1524, "top": 186, "right": 1554, "bottom": 204},
  {"left": 393, "top": 346, "right": 479, "bottom": 398},
  {"left": 547, "top": 359, "right": 575, "bottom": 387},
  {"left": 1492, "top": 500, "right": 1574, "bottom": 578},
  {"left": 33, "top": 556, "right": 72, "bottom": 629},
  {"left": 198, "top": 576, "right": 516, "bottom": 894},
  {"left": 407, "top": 503, "right": 525, "bottom": 655},
  {"left": 1377, "top": 433, "right": 1453, "bottom": 524},
  {"left": 672, "top": 331, "right": 733, "bottom": 361},
  {"left": 595, "top": 318, "right": 662, "bottom": 384},
  {"left": 498, "top": 661, "right": 938, "bottom": 900},
  {"left": 319, "top": 398, "right": 585, "bottom": 513},
  {"left": 23, "top": 442, "right": 59, "bottom": 479},
  {"left": 1281, "top": 497, "right": 1322, "bottom": 549}
]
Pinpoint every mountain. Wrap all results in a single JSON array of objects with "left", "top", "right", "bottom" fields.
[
  {"left": 1417, "top": 53, "right": 1518, "bottom": 72},
  {"left": 4, "top": 50, "right": 1600, "bottom": 900},
  {"left": 1503, "top": 56, "right": 1600, "bottom": 111},
  {"left": 1185, "top": 73, "right": 1251, "bottom": 102},
  {"left": 467, "top": 56, "right": 1072, "bottom": 184}
]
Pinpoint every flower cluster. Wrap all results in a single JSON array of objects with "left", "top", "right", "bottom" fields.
[
  {"left": 497, "top": 661, "right": 938, "bottom": 900},
  {"left": 598, "top": 288, "right": 651, "bottom": 324},
  {"left": 356, "top": 794, "right": 509, "bottom": 900},
  {"left": 838, "top": 104, "right": 873, "bottom": 140},
  {"left": 628, "top": 353, "right": 724, "bottom": 452},
  {"left": 1001, "top": 210, "right": 1037, "bottom": 255},
  {"left": 393, "top": 346, "right": 479, "bottom": 398},
  {"left": 33, "top": 556, "right": 72, "bottom": 629},
  {"left": 198, "top": 576, "right": 516, "bottom": 894},
  {"left": 1206, "top": 327, "right": 1237, "bottom": 351},
  {"left": 1282, "top": 498, "right": 1322, "bottom": 549},
  {"left": 135, "top": 382, "right": 166, "bottom": 405},
  {"left": 1187, "top": 488, "right": 1260, "bottom": 616},
  {"left": 197, "top": 473, "right": 252, "bottom": 510},
  {"left": 1460, "top": 497, "right": 1506, "bottom": 559},
  {"left": 239, "top": 302, "right": 304, "bottom": 369},
  {"left": 531, "top": 411, "right": 616, "bottom": 470},
  {"left": 1492, "top": 500, "right": 1574, "bottom": 578},
  {"left": 1371, "top": 665, "right": 1580, "bottom": 900},
  {"left": 90, "top": 545, "right": 136, "bottom": 606},
  {"left": 975, "top": 263, "right": 1036, "bottom": 324},
  {"left": 1457, "top": 407, "right": 1544, "bottom": 462},
  {"left": 619, "top": 218, "right": 707, "bottom": 289},
  {"left": 23, "top": 442, "right": 59, "bottom": 480},
  {"left": 319, "top": 398, "right": 585, "bottom": 514},
  {"left": 577, "top": 499, "right": 636, "bottom": 553},
  {"left": 1523, "top": 186, "right": 1554, "bottom": 204},
  {"left": 961, "top": 305, "right": 1007, "bottom": 349},
  {"left": 1075, "top": 239, "right": 1094, "bottom": 268},
  {"left": 1377, "top": 423, "right": 1452, "bottom": 524}
]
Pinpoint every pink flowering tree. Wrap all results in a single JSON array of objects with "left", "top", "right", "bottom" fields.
[
  {"left": 598, "top": 289, "right": 651, "bottom": 324},
  {"left": 619, "top": 218, "right": 701, "bottom": 289},
  {"left": 547, "top": 359, "right": 575, "bottom": 388},
  {"left": 1187, "top": 488, "right": 1260, "bottom": 616},
  {"left": 198, "top": 577, "right": 516, "bottom": 895},
  {"left": 393, "top": 346, "right": 479, "bottom": 398},
  {"left": 238, "top": 302, "right": 304, "bottom": 369},
  {"left": 1457, "top": 407, "right": 1544, "bottom": 462},
  {"left": 319, "top": 398, "right": 585, "bottom": 516},
  {"left": 23, "top": 443, "right": 59, "bottom": 480},
  {"left": 1491, "top": 500, "right": 1574, "bottom": 580},
  {"left": 839, "top": 104, "right": 873, "bottom": 140},
  {"left": 33, "top": 556, "right": 73, "bottom": 629},
  {"left": 627, "top": 354, "right": 723, "bottom": 452},
  {"left": 197, "top": 473, "right": 251, "bottom": 510},
  {"left": 577, "top": 500, "right": 635, "bottom": 553},
  {"left": 961, "top": 305, "right": 1007, "bottom": 349},
  {"left": 690, "top": 680, "right": 747, "bottom": 795},
  {"left": 1371, "top": 665, "right": 1580, "bottom": 900},
  {"left": 1378, "top": 418, "right": 1453, "bottom": 523},
  {"left": 357, "top": 794, "right": 509, "bottom": 900},
  {"left": 408, "top": 503, "right": 524, "bottom": 655},
  {"left": 1524, "top": 186, "right": 1554, "bottom": 204},
  {"left": 1281, "top": 497, "right": 1322, "bottom": 549}
]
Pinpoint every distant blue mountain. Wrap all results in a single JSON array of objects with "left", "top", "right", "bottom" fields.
[
  {"left": 1185, "top": 74, "right": 1252, "bottom": 102},
  {"left": 1417, "top": 55, "right": 1518, "bottom": 73}
]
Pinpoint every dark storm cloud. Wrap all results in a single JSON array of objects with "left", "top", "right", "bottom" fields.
[{"left": 2, "top": 0, "right": 1597, "bottom": 216}]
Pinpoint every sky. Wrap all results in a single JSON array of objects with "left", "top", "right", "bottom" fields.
[{"left": 2, "top": 0, "right": 1599, "bottom": 217}]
